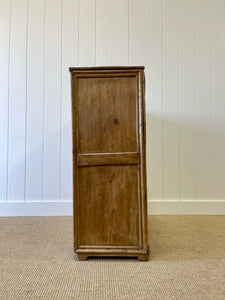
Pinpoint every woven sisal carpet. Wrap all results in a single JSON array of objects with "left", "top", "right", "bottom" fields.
[{"left": 0, "top": 216, "right": 225, "bottom": 299}]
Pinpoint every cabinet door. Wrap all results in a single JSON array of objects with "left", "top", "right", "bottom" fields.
[{"left": 70, "top": 67, "right": 148, "bottom": 257}]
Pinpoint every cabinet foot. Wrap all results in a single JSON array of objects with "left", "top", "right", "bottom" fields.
[
  {"left": 137, "top": 254, "right": 149, "bottom": 261},
  {"left": 77, "top": 254, "right": 89, "bottom": 261},
  {"left": 137, "top": 248, "right": 150, "bottom": 261}
]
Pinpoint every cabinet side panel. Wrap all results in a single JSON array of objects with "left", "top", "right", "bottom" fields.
[
  {"left": 71, "top": 75, "right": 80, "bottom": 249},
  {"left": 140, "top": 70, "right": 149, "bottom": 250}
]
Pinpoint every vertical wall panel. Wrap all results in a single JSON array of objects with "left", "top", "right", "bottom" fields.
[
  {"left": 60, "top": 0, "right": 78, "bottom": 202},
  {"left": 1, "top": 0, "right": 225, "bottom": 207},
  {"left": 79, "top": 0, "right": 95, "bottom": 66},
  {"left": 25, "top": 0, "right": 45, "bottom": 201},
  {"left": 0, "top": 0, "right": 11, "bottom": 201},
  {"left": 129, "top": 0, "right": 146, "bottom": 65},
  {"left": 179, "top": 0, "right": 196, "bottom": 200},
  {"left": 96, "top": 0, "right": 113, "bottom": 65},
  {"left": 112, "top": 0, "right": 128, "bottom": 65},
  {"left": 196, "top": 0, "right": 213, "bottom": 200},
  {"left": 43, "top": 0, "right": 61, "bottom": 201},
  {"left": 162, "top": 0, "right": 180, "bottom": 199},
  {"left": 146, "top": 0, "right": 163, "bottom": 200},
  {"left": 7, "top": 0, "right": 28, "bottom": 201},
  {"left": 212, "top": 0, "right": 225, "bottom": 199}
]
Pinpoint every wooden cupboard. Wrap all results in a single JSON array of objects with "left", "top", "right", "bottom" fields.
[{"left": 69, "top": 66, "right": 149, "bottom": 261}]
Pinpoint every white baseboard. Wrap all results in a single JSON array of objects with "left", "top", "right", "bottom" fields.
[
  {"left": 148, "top": 200, "right": 225, "bottom": 215},
  {"left": 0, "top": 201, "right": 225, "bottom": 217},
  {"left": 0, "top": 202, "right": 73, "bottom": 216}
]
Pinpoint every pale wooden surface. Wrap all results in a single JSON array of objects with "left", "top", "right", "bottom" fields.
[{"left": 70, "top": 67, "right": 149, "bottom": 260}]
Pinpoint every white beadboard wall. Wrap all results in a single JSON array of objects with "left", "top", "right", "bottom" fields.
[{"left": 1, "top": 0, "right": 225, "bottom": 216}]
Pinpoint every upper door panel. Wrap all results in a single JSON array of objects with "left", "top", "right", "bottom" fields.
[{"left": 77, "top": 75, "right": 138, "bottom": 154}]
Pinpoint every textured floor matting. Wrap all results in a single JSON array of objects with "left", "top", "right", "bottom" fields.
[{"left": 0, "top": 216, "right": 225, "bottom": 299}]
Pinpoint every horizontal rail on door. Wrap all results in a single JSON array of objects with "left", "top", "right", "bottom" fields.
[{"left": 77, "top": 152, "right": 140, "bottom": 167}]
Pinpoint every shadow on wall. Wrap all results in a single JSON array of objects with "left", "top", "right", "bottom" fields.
[{"left": 146, "top": 113, "right": 225, "bottom": 201}]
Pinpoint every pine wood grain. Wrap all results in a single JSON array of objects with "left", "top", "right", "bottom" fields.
[{"left": 70, "top": 67, "right": 149, "bottom": 261}]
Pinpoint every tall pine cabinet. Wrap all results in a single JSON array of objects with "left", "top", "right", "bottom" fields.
[{"left": 69, "top": 66, "right": 149, "bottom": 261}]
